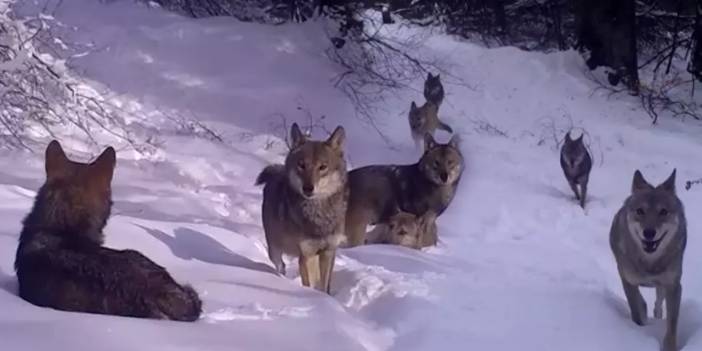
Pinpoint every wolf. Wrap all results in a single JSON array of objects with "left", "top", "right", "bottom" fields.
[
  {"left": 365, "top": 209, "right": 437, "bottom": 249},
  {"left": 14, "top": 140, "right": 201, "bottom": 321},
  {"left": 610, "top": 169, "right": 685, "bottom": 351},
  {"left": 408, "top": 101, "right": 453, "bottom": 150},
  {"left": 424, "top": 72, "right": 445, "bottom": 107},
  {"left": 256, "top": 123, "right": 348, "bottom": 294},
  {"left": 345, "top": 133, "right": 462, "bottom": 247},
  {"left": 560, "top": 131, "right": 592, "bottom": 208}
]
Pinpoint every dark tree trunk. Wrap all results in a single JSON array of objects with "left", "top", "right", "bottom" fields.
[
  {"left": 549, "top": 0, "right": 565, "bottom": 50},
  {"left": 492, "top": 0, "right": 507, "bottom": 37},
  {"left": 690, "top": 2, "right": 702, "bottom": 81},
  {"left": 575, "top": 0, "right": 639, "bottom": 92},
  {"left": 622, "top": 0, "right": 639, "bottom": 93}
]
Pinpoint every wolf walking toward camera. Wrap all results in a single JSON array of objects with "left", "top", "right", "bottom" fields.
[
  {"left": 15, "top": 141, "right": 201, "bottom": 321},
  {"left": 256, "top": 123, "right": 348, "bottom": 294},
  {"left": 345, "top": 133, "right": 462, "bottom": 247},
  {"left": 424, "top": 72, "right": 445, "bottom": 107},
  {"left": 560, "top": 131, "right": 592, "bottom": 208},
  {"left": 610, "top": 169, "right": 685, "bottom": 351},
  {"left": 408, "top": 101, "right": 453, "bottom": 150}
]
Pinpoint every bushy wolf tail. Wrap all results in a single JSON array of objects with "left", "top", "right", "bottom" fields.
[
  {"left": 255, "top": 164, "right": 285, "bottom": 186},
  {"left": 438, "top": 120, "right": 453, "bottom": 134},
  {"left": 15, "top": 245, "right": 202, "bottom": 321},
  {"left": 154, "top": 283, "right": 202, "bottom": 322}
]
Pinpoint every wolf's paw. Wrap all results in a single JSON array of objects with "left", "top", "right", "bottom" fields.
[
  {"left": 632, "top": 315, "right": 647, "bottom": 326},
  {"left": 632, "top": 302, "right": 648, "bottom": 326},
  {"left": 654, "top": 306, "right": 663, "bottom": 319},
  {"left": 661, "top": 333, "right": 677, "bottom": 351}
]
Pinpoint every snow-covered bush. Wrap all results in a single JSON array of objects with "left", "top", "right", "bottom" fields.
[{"left": 0, "top": 3, "right": 156, "bottom": 152}]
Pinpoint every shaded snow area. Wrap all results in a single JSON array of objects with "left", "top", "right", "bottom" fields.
[{"left": 2, "top": 0, "right": 702, "bottom": 350}]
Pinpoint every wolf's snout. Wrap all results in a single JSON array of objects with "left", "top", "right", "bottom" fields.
[
  {"left": 643, "top": 228, "right": 657, "bottom": 240},
  {"left": 439, "top": 172, "right": 448, "bottom": 182},
  {"left": 302, "top": 184, "right": 314, "bottom": 196}
]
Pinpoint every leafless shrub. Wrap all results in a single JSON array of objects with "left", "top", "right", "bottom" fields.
[
  {"left": 323, "top": 9, "right": 449, "bottom": 141},
  {"left": 266, "top": 101, "right": 332, "bottom": 151},
  {"left": 0, "top": 9, "right": 158, "bottom": 153}
]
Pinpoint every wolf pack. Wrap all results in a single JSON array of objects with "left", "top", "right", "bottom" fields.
[{"left": 11, "top": 73, "right": 687, "bottom": 351}]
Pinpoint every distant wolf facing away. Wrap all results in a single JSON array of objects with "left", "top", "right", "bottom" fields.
[
  {"left": 15, "top": 140, "right": 201, "bottom": 321},
  {"left": 408, "top": 101, "right": 453, "bottom": 150},
  {"left": 560, "top": 131, "right": 592, "bottom": 208},
  {"left": 365, "top": 209, "right": 438, "bottom": 249},
  {"left": 610, "top": 169, "right": 685, "bottom": 351},
  {"left": 256, "top": 123, "right": 348, "bottom": 294},
  {"left": 345, "top": 133, "right": 463, "bottom": 247}
]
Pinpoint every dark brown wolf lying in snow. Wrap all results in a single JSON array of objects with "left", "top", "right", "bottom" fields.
[{"left": 15, "top": 140, "right": 201, "bottom": 321}]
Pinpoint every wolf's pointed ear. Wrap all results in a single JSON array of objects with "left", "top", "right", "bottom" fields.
[
  {"left": 427, "top": 72, "right": 433, "bottom": 80},
  {"left": 45, "top": 140, "right": 70, "bottom": 180},
  {"left": 326, "top": 126, "right": 345, "bottom": 150},
  {"left": 410, "top": 101, "right": 418, "bottom": 111},
  {"left": 91, "top": 146, "right": 117, "bottom": 187},
  {"left": 436, "top": 73, "right": 441, "bottom": 80},
  {"left": 424, "top": 133, "right": 437, "bottom": 150},
  {"left": 448, "top": 134, "right": 460, "bottom": 149},
  {"left": 658, "top": 169, "right": 676, "bottom": 193},
  {"left": 632, "top": 170, "right": 654, "bottom": 193},
  {"left": 564, "top": 131, "right": 573, "bottom": 143},
  {"left": 290, "top": 123, "right": 306, "bottom": 149}
]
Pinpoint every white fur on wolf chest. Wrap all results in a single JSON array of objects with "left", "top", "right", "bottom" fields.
[
  {"left": 395, "top": 167, "right": 457, "bottom": 214},
  {"left": 295, "top": 197, "right": 346, "bottom": 256},
  {"left": 619, "top": 261, "right": 681, "bottom": 288}
]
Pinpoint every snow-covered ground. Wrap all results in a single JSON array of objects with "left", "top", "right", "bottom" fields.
[{"left": 2, "top": 0, "right": 702, "bottom": 350}]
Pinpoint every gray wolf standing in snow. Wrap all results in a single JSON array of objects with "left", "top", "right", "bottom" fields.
[
  {"left": 423, "top": 72, "right": 445, "bottom": 108},
  {"left": 408, "top": 101, "right": 453, "bottom": 150},
  {"left": 15, "top": 140, "right": 201, "bottom": 321},
  {"left": 256, "top": 123, "right": 348, "bottom": 294},
  {"left": 365, "top": 209, "right": 438, "bottom": 249},
  {"left": 345, "top": 133, "right": 462, "bottom": 247},
  {"left": 560, "top": 131, "right": 592, "bottom": 208},
  {"left": 610, "top": 169, "right": 685, "bottom": 351}
]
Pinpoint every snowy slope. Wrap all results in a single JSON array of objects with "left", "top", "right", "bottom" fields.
[{"left": 3, "top": 0, "right": 702, "bottom": 350}]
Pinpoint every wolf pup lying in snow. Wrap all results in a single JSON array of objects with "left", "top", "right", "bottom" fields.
[
  {"left": 560, "top": 131, "right": 592, "bottom": 208},
  {"left": 256, "top": 123, "right": 348, "bottom": 294},
  {"left": 610, "top": 169, "right": 685, "bottom": 351},
  {"left": 15, "top": 141, "right": 201, "bottom": 321},
  {"left": 365, "top": 209, "right": 437, "bottom": 249},
  {"left": 345, "top": 133, "right": 462, "bottom": 247}
]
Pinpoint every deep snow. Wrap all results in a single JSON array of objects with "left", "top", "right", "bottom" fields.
[{"left": 2, "top": 0, "right": 702, "bottom": 350}]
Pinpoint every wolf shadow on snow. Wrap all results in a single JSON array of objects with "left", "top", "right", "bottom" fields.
[{"left": 138, "top": 225, "right": 277, "bottom": 275}]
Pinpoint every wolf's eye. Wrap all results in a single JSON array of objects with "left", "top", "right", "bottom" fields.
[
  {"left": 318, "top": 164, "right": 328, "bottom": 172},
  {"left": 434, "top": 161, "right": 440, "bottom": 168},
  {"left": 636, "top": 208, "right": 645, "bottom": 216},
  {"left": 659, "top": 208, "right": 669, "bottom": 216},
  {"left": 297, "top": 161, "right": 306, "bottom": 170}
]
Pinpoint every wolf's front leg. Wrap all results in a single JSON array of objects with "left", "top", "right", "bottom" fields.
[
  {"left": 662, "top": 283, "right": 681, "bottom": 351},
  {"left": 299, "top": 254, "right": 320, "bottom": 289},
  {"left": 568, "top": 180, "right": 580, "bottom": 201},
  {"left": 654, "top": 286, "right": 665, "bottom": 319},
  {"left": 578, "top": 175, "right": 589, "bottom": 209},
  {"left": 621, "top": 278, "right": 647, "bottom": 326},
  {"left": 319, "top": 248, "right": 336, "bottom": 294}
]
